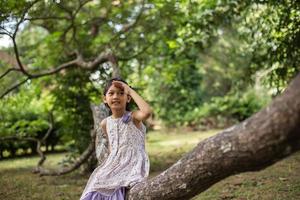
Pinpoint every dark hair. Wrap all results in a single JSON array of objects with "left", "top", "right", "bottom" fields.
[
  {"left": 103, "top": 77, "right": 129, "bottom": 95},
  {"left": 103, "top": 77, "right": 131, "bottom": 111}
]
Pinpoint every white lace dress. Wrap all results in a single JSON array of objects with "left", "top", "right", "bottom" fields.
[{"left": 80, "top": 115, "right": 150, "bottom": 200}]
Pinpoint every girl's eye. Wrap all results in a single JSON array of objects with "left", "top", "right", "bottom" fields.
[{"left": 108, "top": 92, "right": 114, "bottom": 96}]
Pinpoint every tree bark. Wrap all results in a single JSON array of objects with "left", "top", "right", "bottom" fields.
[
  {"left": 93, "top": 103, "right": 110, "bottom": 164},
  {"left": 127, "top": 73, "right": 300, "bottom": 200}
]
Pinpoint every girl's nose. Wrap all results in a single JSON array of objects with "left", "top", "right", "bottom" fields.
[{"left": 112, "top": 93, "right": 120, "bottom": 98}]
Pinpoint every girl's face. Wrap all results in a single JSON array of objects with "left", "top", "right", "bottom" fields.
[{"left": 103, "top": 84, "right": 130, "bottom": 111}]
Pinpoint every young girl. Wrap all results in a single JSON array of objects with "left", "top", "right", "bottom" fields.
[{"left": 80, "top": 78, "right": 152, "bottom": 200}]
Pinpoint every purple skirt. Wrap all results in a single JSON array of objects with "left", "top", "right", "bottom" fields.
[{"left": 82, "top": 187, "right": 126, "bottom": 200}]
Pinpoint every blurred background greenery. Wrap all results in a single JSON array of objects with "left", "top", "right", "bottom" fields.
[{"left": 1, "top": 0, "right": 299, "bottom": 158}]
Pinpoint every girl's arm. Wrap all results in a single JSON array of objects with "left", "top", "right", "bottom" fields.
[
  {"left": 112, "top": 81, "right": 152, "bottom": 122},
  {"left": 100, "top": 119, "right": 110, "bottom": 153}
]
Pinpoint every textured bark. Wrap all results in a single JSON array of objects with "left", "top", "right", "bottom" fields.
[
  {"left": 127, "top": 73, "right": 300, "bottom": 200},
  {"left": 92, "top": 103, "right": 110, "bottom": 165}
]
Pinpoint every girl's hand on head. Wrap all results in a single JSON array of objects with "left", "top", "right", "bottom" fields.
[
  {"left": 112, "top": 80, "right": 152, "bottom": 122},
  {"left": 112, "top": 81, "right": 131, "bottom": 95}
]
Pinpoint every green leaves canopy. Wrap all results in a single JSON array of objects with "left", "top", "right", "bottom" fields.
[{"left": 0, "top": 0, "right": 299, "bottom": 148}]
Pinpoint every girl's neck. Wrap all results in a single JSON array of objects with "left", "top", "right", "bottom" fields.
[{"left": 111, "top": 109, "right": 126, "bottom": 119}]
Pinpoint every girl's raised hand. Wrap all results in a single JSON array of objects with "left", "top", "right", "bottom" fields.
[
  {"left": 113, "top": 80, "right": 152, "bottom": 122},
  {"left": 112, "top": 80, "right": 131, "bottom": 95}
]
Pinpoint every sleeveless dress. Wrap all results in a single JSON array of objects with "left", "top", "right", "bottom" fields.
[{"left": 80, "top": 114, "right": 150, "bottom": 200}]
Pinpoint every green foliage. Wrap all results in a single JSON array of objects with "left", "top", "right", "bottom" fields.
[
  {"left": 1, "top": 0, "right": 299, "bottom": 148},
  {"left": 0, "top": 81, "right": 57, "bottom": 157},
  {"left": 130, "top": 0, "right": 298, "bottom": 127},
  {"left": 236, "top": 0, "right": 300, "bottom": 94},
  {"left": 52, "top": 69, "right": 97, "bottom": 153},
  {"left": 143, "top": 63, "right": 203, "bottom": 126},
  {"left": 0, "top": 82, "right": 51, "bottom": 138},
  {"left": 187, "top": 87, "right": 271, "bottom": 127}
]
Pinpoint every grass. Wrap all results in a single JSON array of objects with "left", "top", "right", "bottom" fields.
[
  {"left": 146, "top": 129, "right": 219, "bottom": 172},
  {"left": 0, "top": 152, "right": 86, "bottom": 200},
  {"left": 0, "top": 129, "right": 300, "bottom": 200}
]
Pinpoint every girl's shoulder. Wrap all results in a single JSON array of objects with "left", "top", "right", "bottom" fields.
[
  {"left": 129, "top": 111, "right": 147, "bottom": 132},
  {"left": 100, "top": 117, "right": 109, "bottom": 130}
]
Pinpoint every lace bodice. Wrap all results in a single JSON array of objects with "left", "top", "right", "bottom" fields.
[{"left": 80, "top": 114, "right": 150, "bottom": 199}]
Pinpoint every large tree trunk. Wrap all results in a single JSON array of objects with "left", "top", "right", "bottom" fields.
[{"left": 127, "top": 73, "right": 300, "bottom": 199}]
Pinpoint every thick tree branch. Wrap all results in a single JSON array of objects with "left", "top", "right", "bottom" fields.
[
  {"left": 0, "top": 0, "right": 128, "bottom": 98},
  {"left": 76, "top": 50, "right": 117, "bottom": 70},
  {"left": 11, "top": 0, "right": 40, "bottom": 77},
  {"left": 0, "top": 50, "right": 116, "bottom": 98},
  {"left": 32, "top": 59, "right": 79, "bottom": 77},
  {"left": 11, "top": 37, "right": 32, "bottom": 77},
  {"left": 127, "top": 73, "right": 300, "bottom": 200}
]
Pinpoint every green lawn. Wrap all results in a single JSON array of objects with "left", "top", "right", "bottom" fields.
[{"left": 0, "top": 129, "right": 299, "bottom": 200}]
